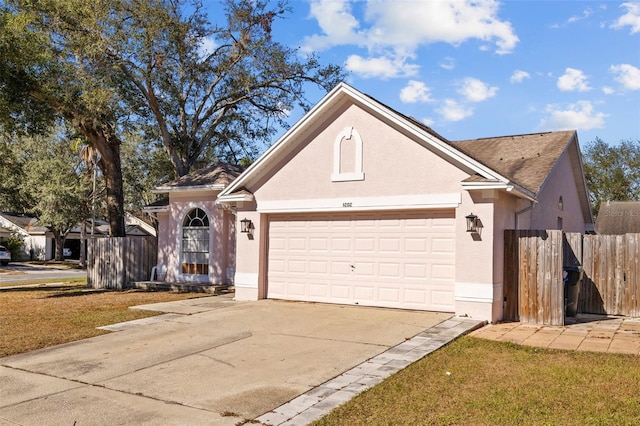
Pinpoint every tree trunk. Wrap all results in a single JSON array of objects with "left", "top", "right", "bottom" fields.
[{"left": 76, "top": 122, "right": 126, "bottom": 237}]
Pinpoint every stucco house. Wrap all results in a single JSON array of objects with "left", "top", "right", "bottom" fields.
[
  {"left": 213, "top": 83, "right": 593, "bottom": 323},
  {"left": 144, "top": 162, "right": 243, "bottom": 284},
  {"left": 0, "top": 212, "right": 156, "bottom": 260}
]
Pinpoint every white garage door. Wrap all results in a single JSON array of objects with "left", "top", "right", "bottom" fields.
[{"left": 267, "top": 210, "right": 455, "bottom": 312}]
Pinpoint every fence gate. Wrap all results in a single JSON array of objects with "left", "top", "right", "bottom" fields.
[
  {"left": 505, "top": 231, "right": 640, "bottom": 325},
  {"left": 88, "top": 237, "right": 157, "bottom": 289}
]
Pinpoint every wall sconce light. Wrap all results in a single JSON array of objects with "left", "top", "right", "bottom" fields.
[
  {"left": 465, "top": 213, "right": 478, "bottom": 233},
  {"left": 240, "top": 218, "right": 252, "bottom": 233}
]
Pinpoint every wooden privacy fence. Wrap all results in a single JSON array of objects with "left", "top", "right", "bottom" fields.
[
  {"left": 88, "top": 237, "right": 157, "bottom": 290},
  {"left": 504, "top": 231, "right": 640, "bottom": 325}
]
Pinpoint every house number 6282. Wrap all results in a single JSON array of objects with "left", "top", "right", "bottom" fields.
[{"left": 343, "top": 202, "right": 353, "bottom": 208}]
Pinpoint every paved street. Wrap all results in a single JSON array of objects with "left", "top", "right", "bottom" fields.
[{"left": 0, "top": 262, "right": 86, "bottom": 285}]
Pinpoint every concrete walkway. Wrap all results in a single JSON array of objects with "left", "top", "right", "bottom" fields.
[
  {"left": 471, "top": 314, "right": 640, "bottom": 354},
  {"left": 0, "top": 295, "right": 484, "bottom": 425}
]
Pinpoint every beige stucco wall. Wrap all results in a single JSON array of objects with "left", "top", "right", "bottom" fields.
[
  {"left": 155, "top": 191, "right": 234, "bottom": 284},
  {"left": 252, "top": 103, "right": 467, "bottom": 201},
  {"left": 531, "top": 151, "right": 587, "bottom": 232}
]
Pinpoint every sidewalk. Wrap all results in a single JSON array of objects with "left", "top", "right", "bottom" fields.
[{"left": 470, "top": 314, "right": 640, "bottom": 355}]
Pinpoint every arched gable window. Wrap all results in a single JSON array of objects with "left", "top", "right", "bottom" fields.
[{"left": 182, "top": 208, "right": 209, "bottom": 275}]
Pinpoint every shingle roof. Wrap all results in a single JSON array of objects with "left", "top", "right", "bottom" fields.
[
  {"left": 0, "top": 213, "right": 48, "bottom": 233},
  {"left": 595, "top": 201, "right": 640, "bottom": 235},
  {"left": 452, "top": 130, "right": 576, "bottom": 194},
  {"left": 157, "top": 162, "right": 244, "bottom": 190}
]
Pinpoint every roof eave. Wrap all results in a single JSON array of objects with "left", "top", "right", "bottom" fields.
[
  {"left": 217, "top": 193, "right": 255, "bottom": 205},
  {"left": 462, "top": 181, "right": 538, "bottom": 202},
  {"left": 152, "top": 184, "right": 226, "bottom": 194}
]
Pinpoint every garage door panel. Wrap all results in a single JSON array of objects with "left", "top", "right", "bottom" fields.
[{"left": 267, "top": 211, "right": 455, "bottom": 312}]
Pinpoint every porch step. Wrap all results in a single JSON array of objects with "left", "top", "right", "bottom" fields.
[{"left": 129, "top": 281, "right": 234, "bottom": 295}]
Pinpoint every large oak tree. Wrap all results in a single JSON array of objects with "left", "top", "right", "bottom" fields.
[{"left": 0, "top": 0, "right": 345, "bottom": 236}]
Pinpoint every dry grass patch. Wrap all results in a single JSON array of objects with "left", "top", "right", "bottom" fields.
[
  {"left": 314, "top": 336, "right": 640, "bottom": 425},
  {"left": 0, "top": 284, "right": 208, "bottom": 357}
]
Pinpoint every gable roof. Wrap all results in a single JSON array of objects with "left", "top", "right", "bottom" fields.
[
  {"left": 595, "top": 201, "right": 640, "bottom": 235},
  {"left": 153, "top": 162, "right": 244, "bottom": 193},
  {"left": 453, "top": 131, "right": 576, "bottom": 195},
  {"left": 218, "top": 83, "right": 593, "bottom": 226},
  {"left": 0, "top": 213, "right": 47, "bottom": 236},
  {"left": 220, "top": 83, "right": 536, "bottom": 202}
]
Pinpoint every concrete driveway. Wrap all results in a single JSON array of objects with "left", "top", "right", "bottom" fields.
[{"left": 0, "top": 295, "right": 480, "bottom": 425}]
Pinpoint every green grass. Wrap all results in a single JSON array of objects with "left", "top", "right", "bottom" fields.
[{"left": 314, "top": 337, "right": 640, "bottom": 425}]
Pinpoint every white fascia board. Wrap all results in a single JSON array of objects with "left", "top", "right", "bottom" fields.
[
  {"left": 152, "top": 184, "right": 226, "bottom": 194},
  {"left": 257, "top": 193, "right": 461, "bottom": 213},
  {"left": 343, "top": 86, "right": 510, "bottom": 183},
  {"left": 142, "top": 206, "right": 169, "bottom": 213},
  {"left": 462, "top": 181, "right": 537, "bottom": 202},
  {"left": 217, "top": 193, "right": 255, "bottom": 204},
  {"left": 0, "top": 216, "right": 30, "bottom": 237}
]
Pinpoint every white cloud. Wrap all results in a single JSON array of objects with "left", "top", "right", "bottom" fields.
[
  {"left": 610, "top": 64, "right": 640, "bottom": 90},
  {"left": 303, "top": 0, "right": 367, "bottom": 52},
  {"left": 457, "top": 77, "right": 498, "bottom": 102},
  {"left": 568, "top": 8, "right": 593, "bottom": 23},
  {"left": 345, "top": 54, "right": 419, "bottom": 79},
  {"left": 557, "top": 68, "right": 591, "bottom": 92},
  {"left": 602, "top": 86, "right": 615, "bottom": 95},
  {"left": 437, "top": 99, "right": 474, "bottom": 122},
  {"left": 510, "top": 70, "right": 530, "bottom": 83},
  {"left": 198, "top": 36, "right": 218, "bottom": 59},
  {"left": 440, "top": 56, "right": 455, "bottom": 70},
  {"left": 303, "top": 0, "right": 518, "bottom": 79},
  {"left": 422, "top": 117, "right": 435, "bottom": 127},
  {"left": 399, "top": 80, "right": 433, "bottom": 103},
  {"left": 539, "top": 101, "right": 607, "bottom": 131},
  {"left": 612, "top": 2, "right": 640, "bottom": 33}
]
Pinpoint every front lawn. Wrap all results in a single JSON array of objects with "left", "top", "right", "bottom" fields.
[
  {"left": 314, "top": 336, "right": 640, "bottom": 425},
  {"left": 0, "top": 284, "right": 207, "bottom": 357}
]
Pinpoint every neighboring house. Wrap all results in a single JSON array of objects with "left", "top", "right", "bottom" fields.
[
  {"left": 0, "top": 212, "right": 156, "bottom": 260},
  {"left": 595, "top": 201, "right": 640, "bottom": 234},
  {"left": 144, "top": 162, "right": 244, "bottom": 284},
  {"left": 215, "top": 83, "right": 593, "bottom": 323},
  {"left": 0, "top": 213, "right": 51, "bottom": 260}
]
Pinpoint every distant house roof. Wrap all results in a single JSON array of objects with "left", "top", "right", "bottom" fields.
[
  {"left": 0, "top": 213, "right": 48, "bottom": 235},
  {"left": 595, "top": 201, "right": 640, "bottom": 235},
  {"left": 153, "top": 162, "right": 244, "bottom": 193},
  {"left": 453, "top": 131, "right": 576, "bottom": 195}
]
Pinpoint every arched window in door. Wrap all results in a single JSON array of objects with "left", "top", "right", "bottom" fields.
[{"left": 182, "top": 208, "right": 209, "bottom": 275}]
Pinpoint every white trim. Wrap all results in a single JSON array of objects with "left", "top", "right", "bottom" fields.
[
  {"left": 257, "top": 193, "right": 461, "bottom": 213},
  {"left": 454, "top": 282, "right": 500, "bottom": 303},
  {"left": 332, "top": 126, "right": 365, "bottom": 182},
  {"left": 153, "top": 184, "right": 226, "bottom": 194},
  {"left": 462, "top": 181, "right": 537, "bottom": 202},
  {"left": 234, "top": 272, "right": 259, "bottom": 288},
  {"left": 217, "top": 193, "right": 255, "bottom": 204},
  {"left": 0, "top": 216, "right": 30, "bottom": 238}
]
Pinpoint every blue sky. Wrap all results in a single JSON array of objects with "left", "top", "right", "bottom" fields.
[{"left": 257, "top": 0, "right": 640, "bottom": 147}]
